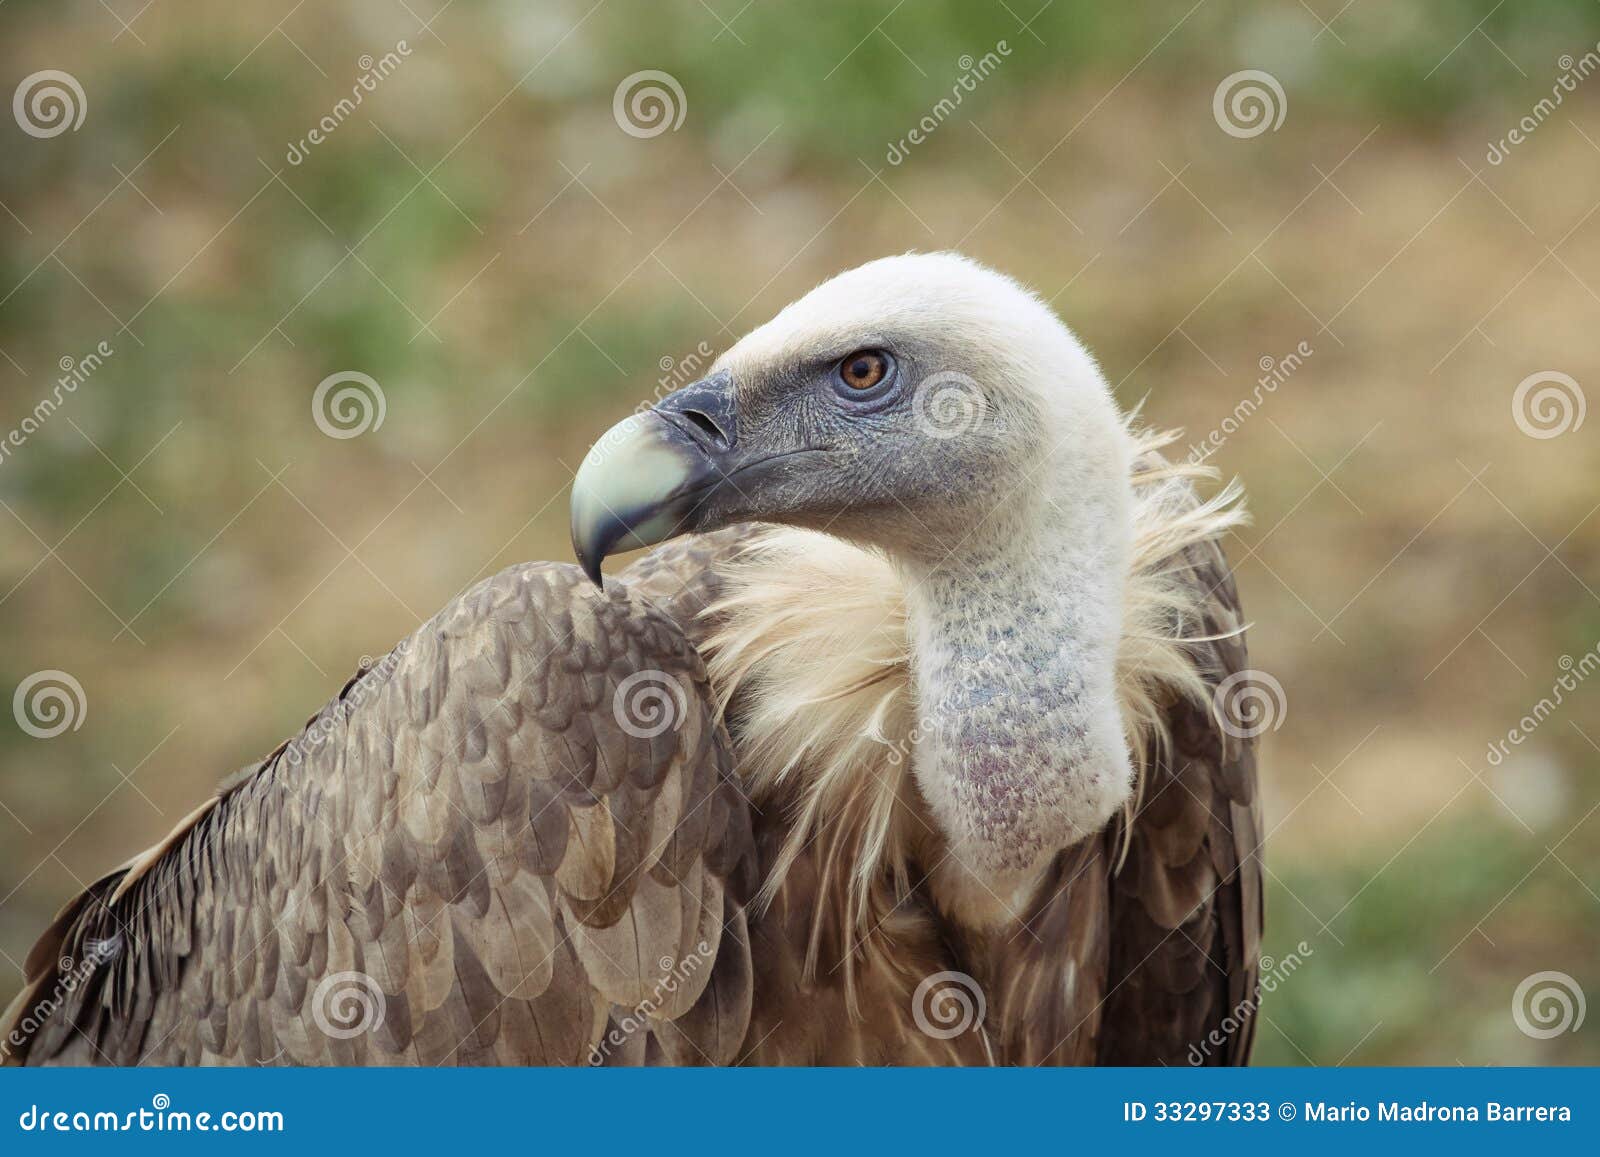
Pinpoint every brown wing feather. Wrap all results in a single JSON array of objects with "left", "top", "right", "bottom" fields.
[
  {"left": 2, "top": 562, "right": 757, "bottom": 1066},
  {"left": 1097, "top": 532, "right": 1264, "bottom": 1065}
]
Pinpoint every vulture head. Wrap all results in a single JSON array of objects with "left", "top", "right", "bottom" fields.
[{"left": 573, "top": 253, "right": 1135, "bottom": 890}]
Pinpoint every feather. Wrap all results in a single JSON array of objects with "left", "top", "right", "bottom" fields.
[{"left": 1, "top": 563, "right": 758, "bottom": 1066}]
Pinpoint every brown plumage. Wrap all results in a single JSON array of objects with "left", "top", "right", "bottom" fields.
[
  {"left": 2, "top": 452, "right": 1259, "bottom": 1067},
  {"left": 3, "top": 563, "right": 759, "bottom": 1065}
]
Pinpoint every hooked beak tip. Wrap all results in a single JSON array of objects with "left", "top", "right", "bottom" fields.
[{"left": 569, "top": 410, "right": 719, "bottom": 585}]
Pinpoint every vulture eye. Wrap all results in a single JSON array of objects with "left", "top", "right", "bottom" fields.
[{"left": 834, "top": 349, "right": 894, "bottom": 396}]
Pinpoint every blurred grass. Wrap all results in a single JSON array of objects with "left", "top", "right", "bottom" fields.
[{"left": 2, "top": 0, "right": 1599, "bottom": 1063}]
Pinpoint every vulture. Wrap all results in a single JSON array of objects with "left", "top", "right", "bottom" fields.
[{"left": 2, "top": 253, "right": 1261, "bottom": 1066}]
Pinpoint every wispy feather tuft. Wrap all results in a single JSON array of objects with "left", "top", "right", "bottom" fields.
[{"left": 701, "top": 426, "right": 1247, "bottom": 994}]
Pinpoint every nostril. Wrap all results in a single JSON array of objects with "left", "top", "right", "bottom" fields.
[
  {"left": 657, "top": 370, "right": 738, "bottom": 451},
  {"left": 679, "top": 408, "right": 729, "bottom": 448}
]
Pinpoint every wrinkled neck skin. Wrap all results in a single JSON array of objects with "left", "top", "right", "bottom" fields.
[{"left": 895, "top": 442, "right": 1133, "bottom": 931}]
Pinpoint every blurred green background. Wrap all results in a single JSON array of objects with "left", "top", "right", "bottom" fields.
[{"left": 1, "top": 0, "right": 1597, "bottom": 1064}]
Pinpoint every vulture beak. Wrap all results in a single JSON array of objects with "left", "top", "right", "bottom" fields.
[{"left": 570, "top": 372, "right": 739, "bottom": 587}]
